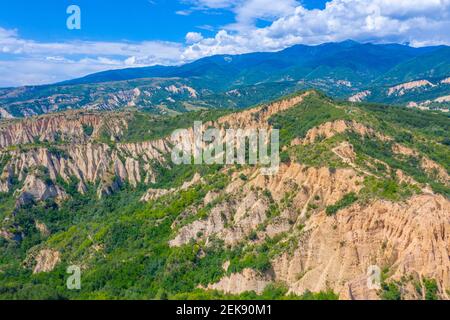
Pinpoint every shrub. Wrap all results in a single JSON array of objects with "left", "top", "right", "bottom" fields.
[
  {"left": 424, "top": 278, "right": 439, "bottom": 300},
  {"left": 325, "top": 192, "right": 358, "bottom": 216}
]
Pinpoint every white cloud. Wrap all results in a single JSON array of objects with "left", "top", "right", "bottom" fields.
[
  {"left": 182, "top": 0, "right": 450, "bottom": 60},
  {"left": 0, "top": 27, "right": 185, "bottom": 86},
  {"left": 230, "top": 0, "right": 300, "bottom": 30},
  {"left": 176, "top": 10, "right": 193, "bottom": 16},
  {"left": 0, "top": 57, "right": 124, "bottom": 87},
  {"left": 185, "top": 32, "right": 204, "bottom": 44}
]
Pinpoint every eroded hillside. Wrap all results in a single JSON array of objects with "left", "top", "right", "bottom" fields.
[{"left": 0, "top": 91, "right": 448, "bottom": 300}]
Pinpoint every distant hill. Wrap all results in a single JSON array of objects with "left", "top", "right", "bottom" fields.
[
  {"left": 62, "top": 40, "right": 440, "bottom": 89},
  {"left": 1, "top": 40, "right": 449, "bottom": 118}
]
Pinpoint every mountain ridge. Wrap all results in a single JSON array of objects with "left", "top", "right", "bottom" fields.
[
  {"left": 1, "top": 40, "right": 449, "bottom": 119},
  {"left": 59, "top": 40, "right": 445, "bottom": 87}
]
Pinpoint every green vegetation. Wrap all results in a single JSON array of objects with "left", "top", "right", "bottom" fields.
[
  {"left": 381, "top": 282, "right": 402, "bottom": 300},
  {"left": 291, "top": 135, "right": 347, "bottom": 168},
  {"left": 0, "top": 90, "right": 448, "bottom": 300},
  {"left": 172, "top": 285, "right": 338, "bottom": 300},
  {"left": 325, "top": 192, "right": 358, "bottom": 216},
  {"left": 109, "top": 109, "right": 232, "bottom": 143},
  {"left": 423, "top": 278, "right": 439, "bottom": 300},
  {"left": 269, "top": 92, "right": 349, "bottom": 146},
  {"left": 360, "top": 176, "right": 420, "bottom": 201},
  {"left": 380, "top": 268, "right": 402, "bottom": 300},
  {"left": 82, "top": 124, "right": 94, "bottom": 136},
  {"left": 0, "top": 164, "right": 327, "bottom": 300},
  {"left": 348, "top": 133, "right": 449, "bottom": 197}
]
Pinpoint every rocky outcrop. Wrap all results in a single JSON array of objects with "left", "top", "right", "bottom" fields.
[
  {"left": 0, "top": 111, "right": 128, "bottom": 149},
  {"left": 0, "top": 108, "right": 14, "bottom": 119},
  {"left": 141, "top": 173, "right": 203, "bottom": 202},
  {"left": 0, "top": 136, "right": 171, "bottom": 201},
  {"left": 272, "top": 194, "right": 450, "bottom": 300},
  {"left": 35, "top": 221, "right": 50, "bottom": 237},
  {"left": 392, "top": 143, "right": 449, "bottom": 185},
  {"left": 434, "top": 95, "right": 450, "bottom": 103},
  {"left": 16, "top": 175, "right": 67, "bottom": 206},
  {"left": 349, "top": 90, "right": 371, "bottom": 102},
  {"left": 292, "top": 120, "right": 390, "bottom": 146},
  {"left": 420, "top": 157, "right": 449, "bottom": 184},
  {"left": 0, "top": 92, "right": 311, "bottom": 206},
  {"left": 33, "top": 249, "right": 61, "bottom": 274},
  {"left": 187, "top": 156, "right": 449, "bottom": 299},
  {"left": 170, "top": 202, "right": 233, "bottom": 247},
  {"left": 165, "top": 85, "right": 198, "bottom": 98},
  {"left": 218, "top": 92, "right": 310, "bottom": 129},
  {"left": 205, "top": 268, "right": 272, "bottom": 295},
  {"left": 388, "top": 80, "right": 435, "bottom": 96},
  {"left": 171, "top": 163, "right": 363, "bottom": 247}
]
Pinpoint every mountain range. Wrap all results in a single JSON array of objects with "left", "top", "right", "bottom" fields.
[{"left": 1, "top": 40, "right": 449, "bottom": 118}]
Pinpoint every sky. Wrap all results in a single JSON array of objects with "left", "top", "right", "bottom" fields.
[{"left": 0, "top": 0, "right": 449, "bottom": 87}]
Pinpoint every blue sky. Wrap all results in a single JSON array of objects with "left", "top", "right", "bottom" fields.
[
  {"left": 0, "top": 0, "right": 449, "bottom": 87},
  {"left": 0, "top": 0, "right": 327, "bottom": 42}
]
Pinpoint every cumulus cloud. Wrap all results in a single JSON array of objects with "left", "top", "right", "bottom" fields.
[
  {"left": 0, "top": 26, "right": 185, "bottom": 86},
  {"left": 185, "top": 32, "right": 204, "bottom": 44},
  {"left": 182, "top": 0, "right": 450, "bottom": 60},
  {"left": 0, "top": 57, "right": 122, "bottom": 87}
]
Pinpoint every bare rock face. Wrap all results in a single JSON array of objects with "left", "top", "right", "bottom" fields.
[
  {"left": 171, "top": 163, "right": 363, "bottom": 248},
  {"left": 349, "top": 90, "right": 371, "bottom": 102},
  {"left": 204, "top": 268, "right": 272, "bottom": 295},
  {"left": 1, "top": 137, "right": 170, "bottom": 201},
  {"left": 33, "top": 249, "right": 61, "bottom": 274},
  {"left": 0, "top": 229, "right": 14, "bottom": 240},
  {"left": 250, "top": 163, "right": 363, "bottom": 206},
  {"left": 141, "top": 173, "right": 203, "bottom": 202},
  {"left": 0, "top": 164, "right": 13, "bottom": 193},
  {"left": 194, "top": 157, "right": 449, "bottom": 299},
  {"left": 220, "top": 193, "right": 269, "bottom": 245},
  {"left": 272, "top": 194, "right": 450, "bottom": 300},
  {"left": 420, "top": 157, "right": 449, "bottom": 184},
  {"left": 35, "top": 221, "right": 50, "bottom": 237},
  {"left": 170, "top": 202, "right": 233, "bottom": 247},
  {"left": 0, "top": 112, "right": 128, "bottom": 149},
  {"left": 0, "top": 108, "right": 14, "bottom": 119},
  {"left": 140, "top": 188, "right": 172, "bottom": 202},
  {"left": 0, "top": 110, "right": 173, "bottom": 202},
  {"left": 292, "top": 120, "right": 390, "bottom": 146},
  {"left": 16, "top": 175, "right": 67, "bottom": 206},
  {"left": 388, "top": 80, "right": 435, "bottom": 96},
  {"left": 204, "top": 191, "right": 220, "bottom": 206},
  {"left": 218, "top": 92, "right": 310, "bottom": 130}
]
